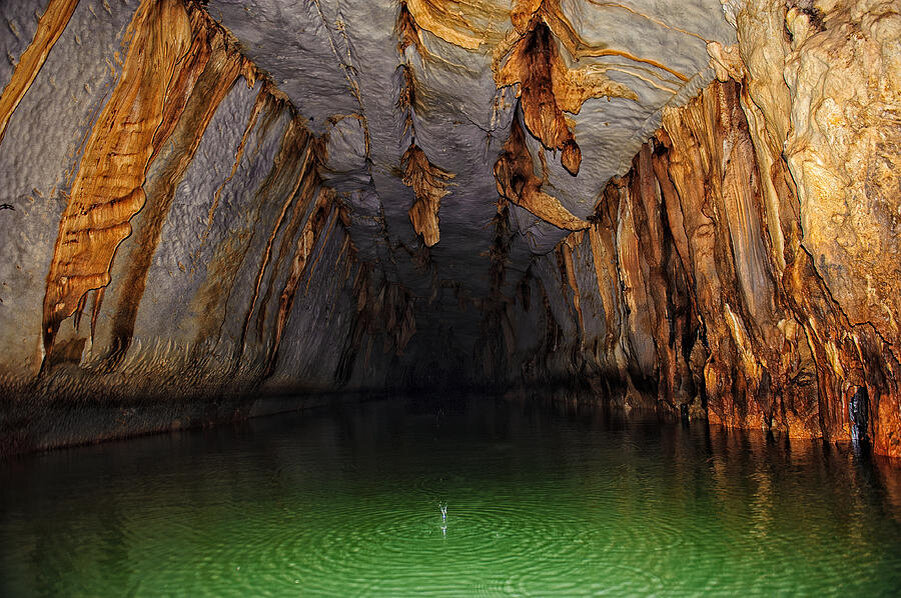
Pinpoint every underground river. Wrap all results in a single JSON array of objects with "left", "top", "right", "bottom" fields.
[{"left": 2, "top": 395, "right": 900, "bottom": 596}]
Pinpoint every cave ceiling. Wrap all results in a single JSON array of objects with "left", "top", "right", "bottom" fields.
[
  {"left": 206, "top": 2, "right": 736, "bottom": 310},
  {"left": 3, "top": 0, "right": 901, "bottom": 455},
  {"left": 51, "top": 0, "right": 742, "bottom": 353}
]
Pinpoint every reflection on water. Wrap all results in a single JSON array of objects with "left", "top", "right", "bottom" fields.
[{"left": 2, "top": 394, "right": 901, "bottom": 596}]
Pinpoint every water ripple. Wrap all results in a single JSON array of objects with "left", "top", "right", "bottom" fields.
[{"left": 3, "top": 397, "right": 901, "bottom": 596}]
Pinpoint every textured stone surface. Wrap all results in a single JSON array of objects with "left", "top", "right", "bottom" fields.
[
  {"left": 0, "top": 0, "right": 899, "bottom": 458},
  {"left": 500, "top": 71, "right": 901, "bottom": 457},
  {"left": 204, "top": 0, "right": 733, "bottom": 336}
]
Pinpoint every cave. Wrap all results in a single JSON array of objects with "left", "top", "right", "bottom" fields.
[{"left": 2, "top": 0, "right": 901, "bottom": 594}]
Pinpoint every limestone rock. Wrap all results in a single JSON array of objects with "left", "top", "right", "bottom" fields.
[{"left": 0, "top": 0, "right": 898, "bottom": 459}]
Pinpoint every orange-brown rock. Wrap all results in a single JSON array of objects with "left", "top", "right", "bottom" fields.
[
  {"left": 402, "top": 0, "right": 508, "bottom": 51},
  {"left": 0, "top": 0, "right": 78, "bottom": 147},
  {"left": 495, "top": 16, "right": 637, "bottom": 175},
  {"left": 494, "top": 117, "right": 589, "bottom": 231},
  {"left": 41, "top": 0, "right": 193, "bottom": 360},
  {"left": 518, "top": 78, "right": 901, "bottom": 457},
  {"left": 402, "top": 144, "right": 454, "bottom": 247}
]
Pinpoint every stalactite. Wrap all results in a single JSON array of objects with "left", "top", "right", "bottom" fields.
[
  {"left": 494, "top": 116, "right": 589, "bottom": 231},
  {"left": 396, "top": 1, "right": 429, "bottom": 58},
  {"left": 395, "top": 9, "right": 456, "bottom": 247},
  {"left": 476, "top": 194, "right": 514, "bottom": 380},
  {"left": 402, "top": 144, "right": 454, "bottom": 247},
  {"left": 497, "top": 1, "right": 692, "bottom": 175},
  {"left": 495, "top": 18, "right": 579, "bottom": 174},
  {"left": 334, "top": 263, "right": 419, "bottom": 386},
  {"left": 495, "top": 16, "right": 637, "bottom": 175},
  {"left": 559, "top": 233, "right": 584, "bottom": 340}
]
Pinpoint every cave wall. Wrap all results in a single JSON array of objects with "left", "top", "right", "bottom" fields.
[
  {"left": 1, "top": 0, "right": 899, "bottom": 459},
  {"left": 0, "top": 0, "right": 418, "bottom": 452},
  {"left": 498, "top": 0, "right": 901, "bottom": 457}
]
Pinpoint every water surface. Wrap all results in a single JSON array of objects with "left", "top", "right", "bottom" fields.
[{"left": 2, "top": 395, "right": 901, "bottom": 596}]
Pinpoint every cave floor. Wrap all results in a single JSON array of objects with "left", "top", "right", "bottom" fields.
[{"left": 2, "top": 394, "right": 901, "bottom": 596}]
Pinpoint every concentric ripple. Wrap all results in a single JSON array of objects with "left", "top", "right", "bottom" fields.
[{"left": 2, "top": 396, "right": 901, "bottom": 596}]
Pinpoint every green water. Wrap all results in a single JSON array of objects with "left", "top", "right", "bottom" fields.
[{"left": 2, "top": 396, "right": 901, "bottom": 597}]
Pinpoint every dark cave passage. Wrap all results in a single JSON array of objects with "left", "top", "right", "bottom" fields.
[{"left": 2, "top": 1, "right": 901, "bottom": 593}]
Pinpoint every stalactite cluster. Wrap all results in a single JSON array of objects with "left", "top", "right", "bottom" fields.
[
  {"left": 494, "top": 13, "right": 637, "bottom": 175},
  {"left": 336, "top": 264, "right": 418, "bottom": 386},
  {"left": 494, "top": 116, "right": 589, "bottom": 231},
  {"left": 396, "top": 2, "right": 456, "bottom": 247},
  {"left": 475, "top": 195, "right": 515, "bottom": 379}
]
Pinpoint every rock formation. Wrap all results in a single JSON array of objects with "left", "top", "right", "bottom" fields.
[{"left": 0, "top": 0, "right": 898, "bottom": 458}]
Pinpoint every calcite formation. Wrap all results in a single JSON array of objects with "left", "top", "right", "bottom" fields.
[
  {"left": 395, "top": 15, "right": 455, "bottom": 248},
  {"left": 508, "top": 79, "right": 899, "bottom": 455},
  {"left": 494, "top": 2, "right": 642, "bottom": 174},
  {"left": 0, "top": 0, "right": 78, "bottom": 147},
  {"left": 402, "top": 144, "right": 454, "bottom": 247},
  {"left": 494, "top": 117, "right": 590, "bottom": 231},
  {"left": 0, "top": 0, "right": 899, "bottom": 459}
]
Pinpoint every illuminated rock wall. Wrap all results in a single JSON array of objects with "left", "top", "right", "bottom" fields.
[
  {"left": 500, "top": 1, "right": 901, "bottom": 457},
  {"left": 0, "top": 0, "right": 899, "bottom": 458},
  {"left": 0, "top": 1, "right": 417, "bottom": 452}
]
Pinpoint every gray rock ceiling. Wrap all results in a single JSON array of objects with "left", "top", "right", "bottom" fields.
[
  {"left": 0, "top": 0, "right": 738, "bottom": 369},
  {"left": 205, "top": 1, "right": 735, "bottom": 349}
]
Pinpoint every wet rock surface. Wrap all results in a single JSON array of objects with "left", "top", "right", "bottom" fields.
[{"left": 0, "top": 0, "right": 898, "bottom": 458}]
